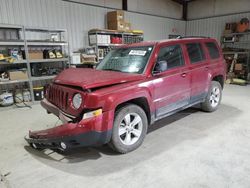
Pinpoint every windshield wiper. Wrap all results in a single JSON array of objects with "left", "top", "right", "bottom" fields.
[{"left": 102, "top": 69, "right": 123, "bottom": 72}]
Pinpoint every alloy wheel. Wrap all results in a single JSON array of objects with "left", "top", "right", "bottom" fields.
[
  {"left": 209, "top": 86, "right": 221, "bottom": 108},
  {"left": 118, "top": 113, "right": 143, "bottom": 146}
]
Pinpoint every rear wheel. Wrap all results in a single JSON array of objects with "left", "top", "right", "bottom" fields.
[
  {"left": 201, "top": 81, "right": 222, "bottom": 112},
  {"left": 109, "top": 104, "right": 148, "bottom": 154}
]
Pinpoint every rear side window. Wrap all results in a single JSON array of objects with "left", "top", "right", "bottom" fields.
[
  {"left": 186, "top": 43, "right": 205, "bottom": 64},
  {"left": 157, "top": 44, "right": 184, "bottom": 70},
  {"left": 205, "top": 42, "right": 220, "bottom": 59}
]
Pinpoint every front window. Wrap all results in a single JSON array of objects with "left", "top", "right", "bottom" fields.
[
  {"left": 96, "top": 46, "right": 153, "bottom": 74},
  {"left": 156, "top": 44, "right": 184, "bottom": 71}
]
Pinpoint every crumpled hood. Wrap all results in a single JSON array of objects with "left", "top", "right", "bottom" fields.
[{"left": 53, "top": 68, "right": 145, "bottom": 89}]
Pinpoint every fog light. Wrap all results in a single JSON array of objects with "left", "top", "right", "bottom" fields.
[{"left": 60, "top": 142, "right": 67, "bottom": 150}]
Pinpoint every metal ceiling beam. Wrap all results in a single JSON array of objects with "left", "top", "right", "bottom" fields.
[
  {"left": 172, "top": 0, "right": 196, "bottom": 5},
  {"left": 183, "top": 1, "right": 188, "bottom": 20},
  {"left": 172, "top": 0, "right": 183, "bottom": 4},
  {"left": 171, "top": 0, "right": 197, "bottom": 20},
  {"left": 122, "top": 0, "right": 128, "bottom": 11}
]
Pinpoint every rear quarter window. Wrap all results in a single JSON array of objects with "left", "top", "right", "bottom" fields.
[
  {"left": 205, "top": 42, "right": 220, "bottom": 59},
  {"left": 186, "top": 43, "right": 205, "bottom": 64}
]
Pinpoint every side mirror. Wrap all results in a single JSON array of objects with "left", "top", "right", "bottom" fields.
[{"left": 153, "top": 60, "right": 168, "bottom": 74}]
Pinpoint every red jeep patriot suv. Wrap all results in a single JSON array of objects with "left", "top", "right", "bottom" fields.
[{"left": 25, "top": 37, "right": 226, "bottom": 153}]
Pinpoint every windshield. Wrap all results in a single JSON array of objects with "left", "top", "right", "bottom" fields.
[{"left": 96, "top": 46, "right": 153, "bottom": 74}]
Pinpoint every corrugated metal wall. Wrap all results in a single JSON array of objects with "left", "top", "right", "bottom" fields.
[
  {"left": 126, "top": 12, "right": 185, "bottom": 41},
  {"left": 186, "top": 12, "right": 250, "bottom": 45},
  {"left": 127, "top": 0, "right": 182, "bottom": 19},
  {"left": 0, "top": 0, "right": 185, "bottom": 52},
  {"left": 187, "top": 0, "right": 250, "bottom": 20}
]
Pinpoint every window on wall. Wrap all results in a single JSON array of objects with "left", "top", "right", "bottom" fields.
[
  {"left": 205, "top": 42, "right": 220, "bottom": 59},
  {"left": 157, "top": 44, "right": 184, "bottom": 70},
  {"left": 186, "top": 43, "right": 205, "bottom": 64}
]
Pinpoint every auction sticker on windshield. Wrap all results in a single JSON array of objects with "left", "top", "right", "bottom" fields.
[{"left": 129, "top": 50, "right": 147, "bottom": 56}]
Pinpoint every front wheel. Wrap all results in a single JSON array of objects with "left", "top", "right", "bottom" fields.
[
  {"left": 109, "top": 104, "right": 148, "bottom": 154},
  {"left": 201, "top": 81, "right": 222, "bottom": 112}
]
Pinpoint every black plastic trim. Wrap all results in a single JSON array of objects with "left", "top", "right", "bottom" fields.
[
  {"left": 25, "top": 130, "right": 112, "bottom": 150},
  {"left": 153, "top": 92, "right": 207, "bottom": 122}
]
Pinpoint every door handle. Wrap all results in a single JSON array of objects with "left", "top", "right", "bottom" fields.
[
  {"left": 181, "top": 73, "right": 187, "bottom": 78},
  {"left": 205, "top": 66, "right": 209, "bottom": 70}
]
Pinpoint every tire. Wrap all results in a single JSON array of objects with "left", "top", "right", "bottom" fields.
[
  {"left": 201, "top": 81, "right": 222, "bottom": 112},
  {"left": 109, "top": 104, "right": 148, "bottom": 154}
]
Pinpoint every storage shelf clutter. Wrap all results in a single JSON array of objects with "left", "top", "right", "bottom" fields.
[
  {"left": 88, "top": 10, "right": 144, "bottom": 62},
  {"left": 88, "top": 29, "right": 144, "bottom": 62},
  {"left": 71, "top": 10, "right": 144, "bottom": 67},
  {"left": 221, "top": 18, "right": 250, "bottom": 84},
  {"left": 0, "top": 24, "right": 69, "bottom": 107}
]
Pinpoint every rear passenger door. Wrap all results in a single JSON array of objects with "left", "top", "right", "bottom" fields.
[
  {"left": 153, "top": 44, "right": 191, "bottom": 118},
  {"left": 185, "top": 42, "right": 210, "bottom": 103}
]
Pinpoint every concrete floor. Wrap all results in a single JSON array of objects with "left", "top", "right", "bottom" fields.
[{"left": 0, "top": 84, "right": 250, "bottom": 188}]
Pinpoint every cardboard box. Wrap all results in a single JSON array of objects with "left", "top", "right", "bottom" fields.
[
  {"left": 102, "top": 35, "right": 111, "bottom": 44},
  {"left": 71, "top": 53, "right": 81, "bottom": 64},
  {"left": 234, "top": 63, "right": 243, "bottom": 71},
  {"left": 223, "top": 29, "right": 232, "bottom": 35},
  {"left": 225, "top": 22, "right": 237, "bottom": 33},
  {"left": 8, "top": 69, "right": 28, "bottom": 80},
  {"left": 28, "top": 51, "right": 43, "bottom": 60},
  {"left": 124, "top": 22, "right": 131, "bottom": 31},
  {"left": 108, "top": 20, "right": 125, "bottom": 31},
  {"left": 0, "top": 29, "right": 19, "bottom": 40},
  {"left": 107, "top": 10, "right": 124, "bottom": 22},
  {"left": 81, "top": 54, "right": 96, "bottom": 63},
  {"left": 89, "top": 34, "right": 110, "bottom": 44},
  {"left": 106, "top": 35, "right": 111, "bottom": 44},
  {"left": 89, "top": 34, "right": 102, "bottom": 44}
]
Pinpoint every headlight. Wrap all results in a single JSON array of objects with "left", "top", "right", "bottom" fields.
[{"left": 72, "top": 93, "right": 82, "bottom": 109}]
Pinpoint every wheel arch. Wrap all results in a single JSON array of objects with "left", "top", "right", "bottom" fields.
[
  {"left": 115, "top": 97, "right": 152, "bottom": 126},
  {"left": 212, "top": 75, "right": 224, "bottom": 88}
]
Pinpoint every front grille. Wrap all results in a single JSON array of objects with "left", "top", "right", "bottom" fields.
[{"left": 48, "top": 84, "right": 69, "bottom": 111}]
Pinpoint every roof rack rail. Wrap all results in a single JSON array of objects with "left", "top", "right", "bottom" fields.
[{"left": 176, "top": 36, "right": 210, "bottom": 39}]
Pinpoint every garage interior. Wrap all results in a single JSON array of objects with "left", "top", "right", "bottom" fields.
[{"left": 0, "top": 0, "right": 250, "bottom": 187}]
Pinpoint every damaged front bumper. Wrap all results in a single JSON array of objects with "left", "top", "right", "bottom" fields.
[
  {"left": 25, "top": 130, "right": 111, "bottom": 150},
  {"left": 25, "top": 99, "right": 113, "bottom": 150}
]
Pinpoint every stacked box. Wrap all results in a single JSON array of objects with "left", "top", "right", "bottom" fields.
[
  {"left": 107, "top": 10, "right": 130, "bottom": 31},
  {"left": 234, "top": 64, "right": 243, "bottom": 71},
  {"left": 8, "top": 69, "right": 28, "bottom": 80},
  {"left": 28, "top": 50, "right": 43, "bottom": 59},
  {"left": 107, "top": 10, "right": 132, "bottom": 31},
  {"left": 108, "top": 20, "right": 125, "bottom": 31},
  {"left": 224, "top": 22, "right": 237, "bottom": 35},
  {"left": 89, "top": 34, "right": 111, "bottom": 44},
  {"left": 107, "top": 10, "right": 124, "bottom": 22}
]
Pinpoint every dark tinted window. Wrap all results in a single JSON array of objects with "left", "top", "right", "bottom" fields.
[
  {"left": 157, "top": 44, "right": 184, "bottom": 70},
  {"left": 186, "top": 43, "right": 205, "bottom": 64},
  {"left": 206, "top": 42, "right": 220, "bottom": 59}
]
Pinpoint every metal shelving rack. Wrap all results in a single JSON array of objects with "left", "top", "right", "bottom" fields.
[
  {"left": 0, "top": 24, "right": 70, "bottom": 102},
  {"left": 221, "top": 31, "right": 250, "bottom": 48},
  {"left": 24, "top": 26, "right": 69, "bottom": 101},
  {"left": 0, "top": 24, "right": 30, "bottom": 99},
  {"left": 221, "top": 32, "right": 250, "bottom": 79},
  {"left": 88, "top": 29, "right": 144, "bottom": 62}
]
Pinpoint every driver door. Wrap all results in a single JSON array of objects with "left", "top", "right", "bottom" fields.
[{"left": 153, "top": 44, "right": 191, "bottom": 118}]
